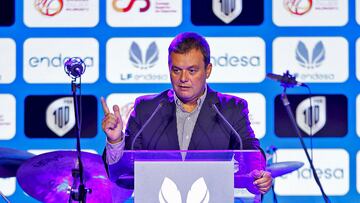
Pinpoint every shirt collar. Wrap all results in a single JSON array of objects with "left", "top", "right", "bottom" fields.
[{"left": 174, "top": 85, "right": 207, "bottom": 112}]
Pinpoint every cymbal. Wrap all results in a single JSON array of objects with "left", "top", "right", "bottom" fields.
[
  {"left": 17, "top": 151, "right": 113, "bottom": 203},
  {"left": 266, "top": 161, "right": 304, "bottom": 178},
  {"left": 0, "top": 148, "right": 34, "bottom": 178}
]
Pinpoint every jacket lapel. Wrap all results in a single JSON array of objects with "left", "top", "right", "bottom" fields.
[
  {"left": 161, "top": 90, "right": 180, "bottom": 149},
  {"left": 188, "top": 88, "right": 219, "bottom": 150}
]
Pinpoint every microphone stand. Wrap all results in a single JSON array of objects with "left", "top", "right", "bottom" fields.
[
  {"left": 0, "top": 190, "right": 10, "bottom": 203},
  {"left": 68, "top": 78, "right": 91, "bottom": 202},
  {"left": 280, "top": 85, "right": 330, "bottom": 203}
]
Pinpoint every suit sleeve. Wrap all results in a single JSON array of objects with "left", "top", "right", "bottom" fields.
[
  {"left": 124, "top": 97, "right": 144, "bottom": 150},
  {"left": 230, "top": 99, "right": 260, "bottom": 150},
  {"left": 231, "top": 99, "right": 266, "bottom": 168}
]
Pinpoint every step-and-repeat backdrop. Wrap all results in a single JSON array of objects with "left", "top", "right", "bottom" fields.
[{"left": 0, "top": 0, "right": 359, "bottom": 202}]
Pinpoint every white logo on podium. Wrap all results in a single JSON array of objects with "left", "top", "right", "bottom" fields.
[
  {"left": 46, "top": 97, "right": 75, "bottom": 137},
  {"left": 159, "top": 177, "right": 210, "bottom": 203}
]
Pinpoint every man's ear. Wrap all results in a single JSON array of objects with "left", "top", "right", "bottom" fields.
[{"left": 205, "top": 63, "right": 212, "bottom": 79}]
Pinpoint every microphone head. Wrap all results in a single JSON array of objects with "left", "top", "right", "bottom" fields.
[
  {"left": 266, "top": 71, "right": 306, "bottom": 87},
  {"left": 64, "top": 57, "right": 86, "bottom": 79},
  {"left": 266, "top": 73, "right": 282, "bottom": 81}
]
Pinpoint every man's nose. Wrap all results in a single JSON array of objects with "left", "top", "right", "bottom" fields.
[{"left": 180, "top": 71, "right": 189, "bottom": 82}]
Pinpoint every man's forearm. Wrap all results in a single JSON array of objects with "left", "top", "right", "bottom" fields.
[{"left": 105, "top": 138, "right": 125, "bottom": 165}]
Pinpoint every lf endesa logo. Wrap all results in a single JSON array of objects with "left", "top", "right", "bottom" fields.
[
  {"left": 25, "top": 95, "right": 97, "bottom": 138},
  {"left": 106, "top": 38, "right": 170, "bottom": 83},
  {"left": 274, "top": 94, "right": 347, "bottom": 137},
  {"left": 0, "top": 0, "right": 14, "bottom": 26},
  {"left": 120, "top": 41, "right": 166, "bottom": 81},
  {"left": 272, "top": 37, "right": 348, "bottom": 83}
]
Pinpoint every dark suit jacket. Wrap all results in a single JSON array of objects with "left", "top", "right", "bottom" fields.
[{"left": 124, "top": 87, "right": 260, "bottom": 150}]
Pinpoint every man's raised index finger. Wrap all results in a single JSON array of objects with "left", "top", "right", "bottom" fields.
[{"left": 100, "top": 97, "right": 110, "bottom": 114}]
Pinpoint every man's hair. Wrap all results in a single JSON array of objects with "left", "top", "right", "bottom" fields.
[{"left": 168, "top": 32, "right": 210, "bottom": 67}]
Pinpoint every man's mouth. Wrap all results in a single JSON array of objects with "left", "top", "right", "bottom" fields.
[{"left": 178, "top": 85, "right": 190, "bottom": 89}]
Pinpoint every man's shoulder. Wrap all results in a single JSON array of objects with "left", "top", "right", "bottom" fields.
[
  {"left": 213, "top": 91, "right": 248, "bottom": 108},
  {"left": 134, "top": 89, "right": 170, "bottom": 107}
]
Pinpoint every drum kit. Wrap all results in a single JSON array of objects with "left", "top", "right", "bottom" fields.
[
  {"left": 0, "top": 148, "right": 131, "bottom": 203},
  {"left": 0, "top": 147, "right": 304, "bottom": 202}
]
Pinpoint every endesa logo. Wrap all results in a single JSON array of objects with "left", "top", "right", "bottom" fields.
[
  {"left": 35, "top": 0, "right": 64, "bottom": 16},
  {"left": 112, "top": 0, "right": 150, "bottom": 12},
  {"left": 274, "top": 149, "right": 349, "bottom": 195},
  {"left": 274, "top": 94, "right": 347, "bottom": 137},
  {"left": 23, "top": 38, "right": 99, "bottom": 83},
  {"left": 25, "top": 95, "right": 97, "bottom": 138},
  {"left": 206, "top": 37, "right": 265, "bottom": 83},
  {"left": 28, "top": 54, "right": 94, "bottom": 69},
  {"left": 210, "top": 54, "right": 261, "bottom": 68},
  {"left": 284, "top": 0, "right": 312, "bottom": 16}
]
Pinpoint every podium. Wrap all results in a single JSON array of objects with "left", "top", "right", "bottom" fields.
[{"left": 107, "top": 150, "right": 265, "bottom": 203}]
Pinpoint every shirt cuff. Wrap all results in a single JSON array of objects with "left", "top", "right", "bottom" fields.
[{"left": 106, "top": 137, "right": 125, "bottom": 165}]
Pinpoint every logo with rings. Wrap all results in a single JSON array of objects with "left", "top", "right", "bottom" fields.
[
  {"left": 284, "top": 0, "right": 312, "bottom": 16},
  {"left": 34, "top": 0, "right": 64, "bottom": 16}
]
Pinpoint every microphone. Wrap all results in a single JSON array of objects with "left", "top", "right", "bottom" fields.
[
  {"left": 211, "top": 104, "right": 243, "bottom": 150},
  {"left": 267, "top": 71, "right": 307, "bottom": 87},
  {"left": 64, "top": 57, "right": 86, "bottom": 79},
  {"left": 130, "top": 99, "right": 166, "bottom": 150},
  {"left": 266, "top": 145, "right": 278, "bottom": 155}
]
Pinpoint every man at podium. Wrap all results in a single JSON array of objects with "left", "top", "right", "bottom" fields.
[{"left": 101, "top": 32, "right": 272, "bottom": 195}]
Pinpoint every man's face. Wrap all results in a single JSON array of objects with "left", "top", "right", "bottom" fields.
[{"left": 169, "top": 48, "right": 212, "bottom": 103}]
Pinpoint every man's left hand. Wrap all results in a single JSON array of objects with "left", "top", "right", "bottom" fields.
[{"left": 252, "top": 170, "right": 272, "bottom": 194}]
